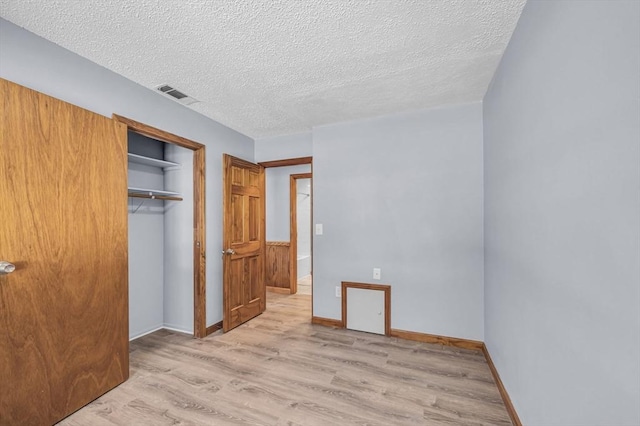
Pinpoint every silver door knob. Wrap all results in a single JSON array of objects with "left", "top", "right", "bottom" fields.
[
  {"left": 222, "top": 249, "right": 236, "bottom": 255},
  {"left": 0, "top": 261, "right": 16, "bottom": 275}
]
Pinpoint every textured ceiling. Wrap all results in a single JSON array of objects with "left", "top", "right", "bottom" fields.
[{"left": 0, "top": 0, "right": 526, "bottom": 138}]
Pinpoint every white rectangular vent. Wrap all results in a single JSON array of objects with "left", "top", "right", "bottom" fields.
[{"left": 155, "top": 84, "right": 199, "bottom": 106}]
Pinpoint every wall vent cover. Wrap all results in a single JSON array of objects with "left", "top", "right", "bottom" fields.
[{"left": 155, "top": 84, "right": 199, "bottom": 106}]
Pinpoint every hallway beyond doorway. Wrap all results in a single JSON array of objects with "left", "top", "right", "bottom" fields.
[{"left": 297, "top": 275, "right": 312, "bottom": 295}]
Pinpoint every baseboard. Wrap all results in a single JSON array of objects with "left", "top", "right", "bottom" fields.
[
  {"left": 129, "top": 326, "right": 164, "bottom": 341},
  {"left": 311, "top": 316, "right": 344, "bottom": 328},
  {"left": 206, "top": 321, "right": 223, "bottom": 336},
  {"left": 389, "top": 328, "right": 484, "bottom": 351},
  {"left": 482, "top": 344, "right": 522, "bottom": 426},
  {"left": 130, "top": 325, "right": 193, "bottom": 341},
  {"left": 162, "top": 325, "right": 193, "bottom": 336},
  {"left": 267, "top": 286, "right": 291, "bottom": 294}
]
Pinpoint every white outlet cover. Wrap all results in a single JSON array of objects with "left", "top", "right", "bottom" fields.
[{"left": 373, "top": 268, "right": 381, "bottom": 280}]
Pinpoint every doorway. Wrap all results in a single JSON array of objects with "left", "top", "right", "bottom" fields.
[{"left": 260, "top": 157, "right": 313, "bottom": 312}]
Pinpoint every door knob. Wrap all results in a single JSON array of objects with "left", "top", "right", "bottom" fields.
[
  {"left": 222, "top": 249, "right": 236, "bottom": 255},
  {"left": 0, "top": 261, "right": 16, "bottom": 275}
]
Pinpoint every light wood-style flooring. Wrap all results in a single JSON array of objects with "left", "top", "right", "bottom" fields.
[
  {"left": 297, "top": 275, "right": 312, "bottom": 295},
  {"left": 59, "top": 293, "right": 511, "bottom": 425}
]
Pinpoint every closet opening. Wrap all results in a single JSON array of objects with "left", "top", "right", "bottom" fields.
[{"left": 114, "top": 115, "right": 207, "bottom": 338}]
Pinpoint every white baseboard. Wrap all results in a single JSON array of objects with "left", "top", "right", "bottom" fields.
[
  {"left": 129, "top": 325, "right": 163, "bottom": 341},
  {"left": 162, "top": 325, "right": 193, "bottom": 336},
  {"left": 130, "top": 324, "right": 193, "bottom": 341}
]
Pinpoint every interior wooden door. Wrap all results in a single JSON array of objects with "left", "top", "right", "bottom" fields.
[
  {"left": 0, "top": 79, "right": 129, "bottom": 425},
  {"left": 222, "top": 154, "right": 266, "bottom": 332}
]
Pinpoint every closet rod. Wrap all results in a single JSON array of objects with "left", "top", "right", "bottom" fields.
[{"left": 128, "top": 193, "right": 183, "bottom": 201}]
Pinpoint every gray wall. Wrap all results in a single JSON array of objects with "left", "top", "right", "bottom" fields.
[
  {"left": 128, "top": 134, "right": 194, "bottom": 338},
  {"left": 255, "top": 132, "right": 312, "bottom": 162},
  {"left": 483, "top": 1, "right": 640, "bottom": 425},
  {"left": 266, "top": 165, "right": 312, "bottom": 242},
  {"left": 313, "top": 103, "right": 485, "bottom": 340},
  {"left": 128, "top": 131, "right": 164, "bottom": 159},
  {"left": 0, "top": 19, "right": 255, "bottom": 329},
  {"left": 127, "top": 132, "right": 165, "bottom": 339},
  {"left": 163, "top": 144, "right": 194, "bottom": 332},
  {"left": 128, "top": 161, "right": 165, "bottom": 339}
]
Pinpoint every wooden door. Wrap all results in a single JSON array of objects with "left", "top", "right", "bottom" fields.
[
  {"left": 0, "top": 79, "right": 129, "bottom": 425},
  {"left": 222, "top": 154, "right": 266, "bottom": 332}
]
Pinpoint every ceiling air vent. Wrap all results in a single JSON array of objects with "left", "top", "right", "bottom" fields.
[{"left": 155, "top": 84, "right": 199, "bottom": 106}]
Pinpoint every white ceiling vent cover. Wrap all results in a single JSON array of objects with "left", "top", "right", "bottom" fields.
[{"left": 155, "top": 84, "right": 199, "bottom": 106}]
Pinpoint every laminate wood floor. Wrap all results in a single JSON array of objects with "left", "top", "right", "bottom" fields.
[
  {"left": 59, "top": 293, "right": 511, "bottom": 425},
  {"left": 297, "top": 275, "right": 312, "bottom": 295}
]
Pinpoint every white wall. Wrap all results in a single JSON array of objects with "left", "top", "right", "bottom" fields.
[
  {"left": 296, "top": 178, "right": 312, "bottom": 257},
  {"left": 296, "top": 178, "right": 311, "bottom": 250},
  {"left": 312, "top": 103, "right": 485, "bottom": 340},
  {"left": 0, "top": 19, "right": 255, "bottom": 329},
  {"left": 297, "top": 178, "right": 312, "bottom": 278},
  {"left": 483, "top": 1, "right": 640, "bottom": 425}
]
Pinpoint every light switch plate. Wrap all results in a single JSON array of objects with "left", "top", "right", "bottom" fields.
[
  {"left": 335, "top": 286, "right": 341, "bottom": 297},
  {"left": 373, "top": 268, "right": 381, "bottom": 280},
  {"left": 316, "top": 223, "right": 323, "bottom": 235}
]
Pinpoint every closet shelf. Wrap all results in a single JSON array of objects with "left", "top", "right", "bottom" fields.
[
  {"left": 128, "top": 153, "right": 180, "bottom": 169},
  {"left": 128, "top": 187, "right": 183, "bottom": 201}
]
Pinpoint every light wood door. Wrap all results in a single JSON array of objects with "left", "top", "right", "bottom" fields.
[
  {"left": 0, "top": 79, "right": 129, "bottom": 425},
  {"left": 223, "top": 154, "right": 266, "bottom": 332}
]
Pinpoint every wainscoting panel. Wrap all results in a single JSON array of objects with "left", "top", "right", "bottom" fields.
[{"left": 266, "top": 241, "right": 290, "bottom": 289}]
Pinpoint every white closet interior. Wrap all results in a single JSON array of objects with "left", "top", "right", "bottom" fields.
[{"left": 127, "top": 132, "right": 194, "bottom": 340}]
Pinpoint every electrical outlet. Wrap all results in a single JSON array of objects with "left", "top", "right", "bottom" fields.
[
  {"left": 335, "top": 286, "right": 341, "bottom": 297},
  {"left": 373, "top": 268, "right": 381, "bottom": 280}
]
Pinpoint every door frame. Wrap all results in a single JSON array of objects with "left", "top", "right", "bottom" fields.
[
  {"left": 258, "top": 156, "right": 313, "bottom": 317},
  {"left": 289, "top": 173, "right": 312, "bottom": 294},
  {"left": 113, "top": 114, "right": 208, "bottom": 338}
]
